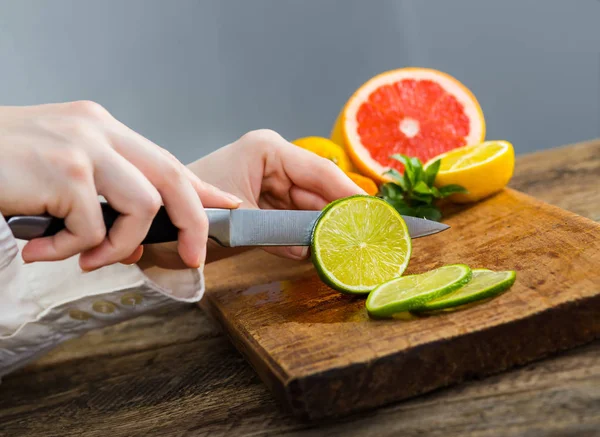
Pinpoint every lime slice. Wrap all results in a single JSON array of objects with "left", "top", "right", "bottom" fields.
[
  {"left": 311, "top": 195, "right": 412, "bottom": 294},
  {"left": 413, "top": 269, "right": 516, "bottom": 312},
  {"left": 366, "top": 264, "right": 472, "bottom": 317}
]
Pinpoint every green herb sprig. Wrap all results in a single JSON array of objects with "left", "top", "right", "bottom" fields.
[{"left": 378, "top": 154, "right": 467, "bottom": 221}]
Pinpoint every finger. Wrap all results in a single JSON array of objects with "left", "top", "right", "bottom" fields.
[
  {"left": 22, "top": 157, "right": 105, "bottom": 262},
  {"left": 186, "top": 170, "right": 243, "bottom": 208},
  {"left": 277, "top": 142, "right": 366, "bottom": 201},
  {"left": 258, "top": 191, "right": 291, "bottom": 210},
  {"left": 119, "top": 245, "right": 144, "bottom": 265},
  {"left": 138, "top": 242, "right": 185, "bottom": 270},
  {"left": 112, "top": 132, "right": 227, "bottom": 267},
  {"left": 158, "top": 147, "right": 243, "bottom": 208},
  {"left": 136, "top": 159, "right": 208, "bottom": 269},
  {"left": 79, "top": 152, "right": 161, "bottom": 271},
  {"left": 263, "top": 246, "right": 310, "bottom": 261},
  {"left": 289, "top": 187, "right": 330, "bottom": 210},
  {"left": 136, "top": 156, "right": 209, "bottom": 268}
]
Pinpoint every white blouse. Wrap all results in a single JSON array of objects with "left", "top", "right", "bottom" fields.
[{"left": 0, "top": 215, "right": 204, "bottom": 380}]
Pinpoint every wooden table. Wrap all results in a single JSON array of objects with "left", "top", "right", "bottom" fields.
[{"left": 1, "top": 140, "right": 599, "bottom": 437}]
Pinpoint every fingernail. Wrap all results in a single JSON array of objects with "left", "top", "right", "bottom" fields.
[
  {"left": 290, "top": 246, "right": 309, "bottom": 259},
  {"left": 80, "top": 264, "right": 99, "bottom": 273},
  {"left": 226, "top": 193, "right": 243, "bottom": 204}
]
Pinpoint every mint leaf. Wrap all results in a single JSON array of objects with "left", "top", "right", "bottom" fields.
[
  {"left": 404, "top": 166, "right": 417, "bottom": 189},
  {"left": 413, "top": 181, "right": 433, "bottom": 195},
  {"left": 384, "top": 197, "right": 407, "bottom": 208},
  {"left": 380, "top": 154, "right": 461, "bottom": 222},
  {"left": 438, "top": 184, "right": 468, "bottom": 197},
  {"left": 411, "top": 192, "right": 434, "bottom": 204},
  {"left": 391, "top": 154, "right": 420, "bottom": 188},
  {"left": 390, "top": 154, "right": 413, "bottom": 180},
  {"left": 384, "top": 169, "right": 408, "bottom": 192},
  {"left": 409, "top": 157, "right": 424, "bottom": 183},
  {"left": 413, "top": 205, "right": 443, "bottom": 222},
  {"left": 390, "top": 154, "right": 411, "bottom": 169},
  {"left": 388, "top": 200, "right": 419, "bottom": 217},
  {"left": 379, "top": 182, "right": 404, "bottom": 199},
  {"left": 424, "top": 159, "right": 441, "bottom": 186},
  {"left": 385, "top": 168, "right": 403, "bottom": 183}
]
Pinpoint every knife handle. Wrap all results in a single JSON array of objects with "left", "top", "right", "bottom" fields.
[{"left": 6, "top": 204, "right": 232, "bottom": 246}]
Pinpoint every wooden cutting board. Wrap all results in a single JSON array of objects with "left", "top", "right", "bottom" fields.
[{"left": 201, "top": 188, "right": 600, "bottom": 420}]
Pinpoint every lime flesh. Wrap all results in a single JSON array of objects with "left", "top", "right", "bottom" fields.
[
  {"left": 311, "top": 196, "right": 412, "bottom": 294},
  {"left": 413, "top": 269, "right": 516, "bottom": 312},
  {"left": 366, "top": 264, "right": 472, "bottom": 317}
]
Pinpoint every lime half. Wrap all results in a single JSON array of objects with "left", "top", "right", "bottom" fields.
[
  {"left": 413, "top": 269, "right": 516, "bottom": 312},
  {"left": 366, "top": 264, "right": 472, "bottom": 317},
  {"left": 311, "top": 195, "right": 412, "bottom": 294}
]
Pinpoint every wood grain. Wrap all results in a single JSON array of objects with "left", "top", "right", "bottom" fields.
[
  {"left": 0, "top": 139, "right": 599, "bottom": 436},
  {"left": 201, "top": 189, "right": 600, "bottom": 419},
  {"left": 509, "top": 139, "right": 600, "bottom": 221}
]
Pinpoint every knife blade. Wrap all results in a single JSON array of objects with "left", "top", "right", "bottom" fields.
[{"left": 6, "top": 203, "right": 449, "bottom": 247}]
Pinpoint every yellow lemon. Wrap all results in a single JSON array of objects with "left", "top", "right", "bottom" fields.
[
  {"left": 330, "top": 111, "right": 357, "bottom": 171},
  {"left": 428, "top": 140, "right": 515, "bottom": 203},
  {"left": 292, "top": 136, "right": 352, "bottom": 172},
  {"left": 330, "top": 109, "right": 346, "bottom": 149}
]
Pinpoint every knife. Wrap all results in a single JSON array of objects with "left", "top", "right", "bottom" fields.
[{"left": 6, "top": 203, "right": 449, "bottom": 247}]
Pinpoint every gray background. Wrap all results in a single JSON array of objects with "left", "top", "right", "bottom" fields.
[{"left": 1, "top": 0, "right": 599, "bottom": 163}]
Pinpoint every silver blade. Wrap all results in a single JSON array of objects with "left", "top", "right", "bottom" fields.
[
  {"left": 401, "top": 215, "right": 450, "bottom": 239},
  {"left": 229, "top": 210, "right": 319, "bottom": 247},
  {"left": 228, "top": 209, "right": 449, "bottom": 247}
]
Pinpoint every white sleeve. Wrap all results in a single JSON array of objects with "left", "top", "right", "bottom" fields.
[{"left": 0, "top": 215, "right": 204, "bottom": 379}]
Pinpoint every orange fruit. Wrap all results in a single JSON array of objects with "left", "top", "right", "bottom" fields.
[
  {"left": 292, "top": 136, "right": 352, "bottom": 172},
  {"left": 345, "top": 172, "right": 378, "bottom": 195},
  {"left": 334, "top": 68, "right": 485, "bottom": 183}
]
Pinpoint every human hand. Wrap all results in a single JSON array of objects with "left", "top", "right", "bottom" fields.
[
  {"left": 141, "top": 129, "right": 365, "bottom": 268},
  {"left": 0, "top": 102, "right": 241, "bottom": 271}
]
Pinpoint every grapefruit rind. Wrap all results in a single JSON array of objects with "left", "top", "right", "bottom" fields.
[{"left": 341, "top": 68, "right": 486, "bottom": 182}]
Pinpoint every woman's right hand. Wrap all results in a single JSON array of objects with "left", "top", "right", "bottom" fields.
[{"left": 0, "top": 102, "right": 241, "bottom": 271}]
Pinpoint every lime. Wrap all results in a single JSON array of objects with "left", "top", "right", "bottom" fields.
[
  {"left": 366, "top": 264, "right": 472, "bottom": 317},
  {"left": 311, "top": 195, "right": 412, "bottom": 294},
  {"left": 413, "top": 269, "right": 516, "bottom": 312}
]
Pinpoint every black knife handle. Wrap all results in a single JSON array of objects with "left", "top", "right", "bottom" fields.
[
  {"left": 58, "top": 203, "right": 178, "bottom": 244},
  {"left": 7, "top": 204, "right": 233, "bottom": 245},
  {"left": 9, "top": 203, "right": 180, "bottom": 244}
]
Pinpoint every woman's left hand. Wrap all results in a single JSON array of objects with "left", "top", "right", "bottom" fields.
[{"left": 141, "top": 129, "right": 365, "bottom": 268}]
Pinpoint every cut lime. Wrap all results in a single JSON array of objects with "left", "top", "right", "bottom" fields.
[
  {"left": 413, "top": 269, "right": 516, "bottom": 312},
  {"left": 366, "top": 264, "right": 472, "bottom": 317},
  {"left": 311, "top": 195, "right": 412, "bottom": 294}
]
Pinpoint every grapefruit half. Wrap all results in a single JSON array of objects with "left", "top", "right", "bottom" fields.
[{"left": 333, "top": 68, "right": 485, "bottom": 182}]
